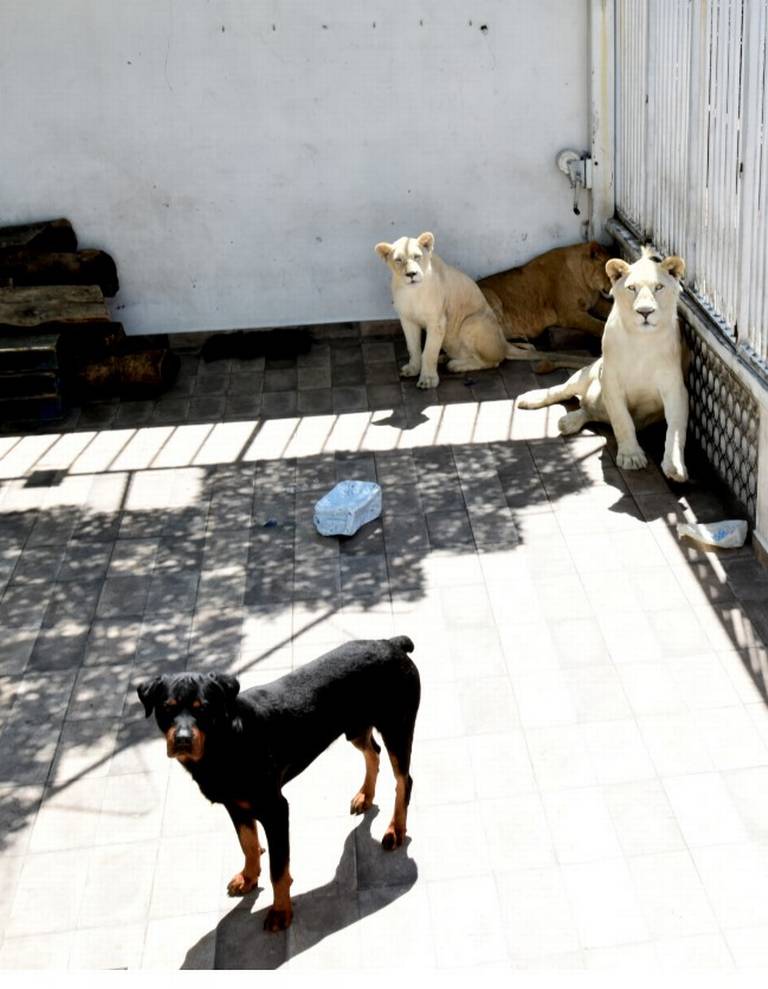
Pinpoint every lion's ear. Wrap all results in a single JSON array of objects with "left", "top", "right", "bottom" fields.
[
  {"left": 588, "top": 241, "right": 605, "bottom": 260},
  {"left": 417, "top": 232, "right": 435, "bottom": 253},
  {"left": 661, "top": 256, "right": 685, "bottom": 281},
  {"left": 606, "top": 258, "right": 630, "bottom": 284},
  {"left": 375, "top": 242, "right": 393, "bottom": 260}
]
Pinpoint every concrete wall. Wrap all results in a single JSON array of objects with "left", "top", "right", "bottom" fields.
[{"left": 1, "top": 1, "right": 589, "bottom": 334}]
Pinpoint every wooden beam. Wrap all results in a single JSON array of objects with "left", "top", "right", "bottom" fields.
[
  {"left": 0, "top": 250, "right": 118, "bottom": 296},
  {"left": 0, "top": 218, "right": 77, "bottom": 254},
  {"left": 0, "top": 285, "right": 110, "bottom": 326}
]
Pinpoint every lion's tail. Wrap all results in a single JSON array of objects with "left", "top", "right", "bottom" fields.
[{"left": 504, "top": 341, "right": 592, "bottom": 370}]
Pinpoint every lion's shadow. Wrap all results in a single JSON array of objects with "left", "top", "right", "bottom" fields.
[{"left": 181, "top": 808, "right": 417, "bottom": 970}]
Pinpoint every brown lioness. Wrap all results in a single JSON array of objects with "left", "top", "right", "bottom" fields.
[{"left": 478, "top": 241, "right": 613, "bottom": 342}]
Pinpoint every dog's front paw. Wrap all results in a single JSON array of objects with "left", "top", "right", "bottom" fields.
[
  {"left": 264, "top": 906, "right": 292, "bottom": 932},
  {"left": 662, "top": 457, "right": 688, "bottom": 483},
  {"left": 616, "top": 446, "right": 648, "bottom": 470},
  {"left": 350, "top": 791, "right": 373, "bottom": 815},
  {"left": 400, "top": 361, "right": 421, "bottom": 378},
  {"left": 416, "top": 372, "right": 439, "bottom": 389},
  {"left": 227, "top": 871, "right": 260, "bottom": 896}
]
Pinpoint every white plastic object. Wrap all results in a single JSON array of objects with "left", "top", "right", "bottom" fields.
[
  {"left": 313, "top": 480, "right": 382, "bottom": 537},
  {"left": 676, "top": 519, "right": 748, "bottom": 549}
]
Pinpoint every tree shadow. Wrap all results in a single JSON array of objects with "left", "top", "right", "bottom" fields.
[
  {"left": 0, "top": 424, "right": 535, "bottom": 858},
  {"left": 181, "top": 808, "right": 417, "bottom": 970}
]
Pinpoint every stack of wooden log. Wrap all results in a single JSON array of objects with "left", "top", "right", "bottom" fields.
[{"left": 0, "top": 218, "right": 178, "bottom": 424}]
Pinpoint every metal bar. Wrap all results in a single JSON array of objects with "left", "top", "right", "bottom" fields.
[{"left": 589, "top": 0, "right": 616, "bottom": 243}]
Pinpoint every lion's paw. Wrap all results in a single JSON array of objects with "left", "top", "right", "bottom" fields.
[
  {"left": 400, "top": 362, "right": 421, "bottom": 378},
  {"left": 558, "top": 410, "right": 587, "bottom": 436},
  {"left": 516, "top": 389, "right": 546, "bottom": 410},
  {"left": 417, "top": 373, "right": 439, "bottom": 389},
  {"left": 662, "top": 458, "right": 688, "bottom": 483},
  {"left": 616, "top": 447, "right": 648, "bottom": 470}
]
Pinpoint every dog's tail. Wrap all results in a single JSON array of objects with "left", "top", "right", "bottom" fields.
[{"left": 390, "top": 635, "right": 415, "bottom": 654}]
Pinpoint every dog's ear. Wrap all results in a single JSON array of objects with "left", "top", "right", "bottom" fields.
[
  {"left": 417, "top": 231, "right": 434, "bottom": 253},
  {"left": 137, "top": 677, "right": 164, "bottom": 718},
  {"left": 206, "top": 673, "right": 241, "bottom": 711},
  {"left": 375, "top": 242, "right": 393, "bottom": 261},
  {"left": 661, "top": 255, "right": 685, "bottom": 281},
  {"left": 606, "top": 258, "right": 630, "bottom": 284}
]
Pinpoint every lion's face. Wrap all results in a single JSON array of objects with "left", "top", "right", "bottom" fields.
[
  {"left": 581, "top": 241, "right": 613, "bottom": 296},
  {"left": 375, "top": 232, "right": 434, "bottom": 286},
  {"left": 606, "top": 251, "right": 685, "bottom": 331}
]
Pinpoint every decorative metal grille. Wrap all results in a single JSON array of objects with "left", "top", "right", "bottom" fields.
[{"left": 684, "top": 319, "right": 760, "bottom": 522}]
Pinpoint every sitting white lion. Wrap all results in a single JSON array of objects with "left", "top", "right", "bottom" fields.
[
  {"left": 375, "top": 232, "right": 537, "bottom": 389},
  {"left": 517, "top": 248, "right": 689, "bottom": 482}
]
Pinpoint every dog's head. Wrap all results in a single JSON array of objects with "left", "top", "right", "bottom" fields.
[
  {"left": 606, "top": 247, "right": 685, "bottom": 330},
  {"left": 375, "top": 232, "right": 434, "bottom": 286},
  {"left": 137, "top": 672, "right": 240, "bottom": 763}
]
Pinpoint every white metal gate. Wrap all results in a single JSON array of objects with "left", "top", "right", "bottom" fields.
[{"left": 614, "top": 0, "right": 768, "bottom": 371}]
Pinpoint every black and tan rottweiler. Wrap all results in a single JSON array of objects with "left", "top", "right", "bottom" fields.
[{"left": 137, "top": 635, "right": 419, "bottom": 931}]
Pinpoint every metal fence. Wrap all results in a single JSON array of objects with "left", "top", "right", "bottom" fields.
[{"left": 615, "top": 0, "right": 768, "bottom": 370}]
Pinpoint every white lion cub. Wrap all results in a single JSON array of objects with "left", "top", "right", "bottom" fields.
[
  {"left": 375, "top": 232, "right": 535, "bottom": 389},
  {"left": 517, "top": 248, "right": 689, "bottom": 482}
]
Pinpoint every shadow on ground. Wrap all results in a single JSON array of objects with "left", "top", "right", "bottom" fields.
[{"left": 181, "top": 809, "right": 417, "bottom": 970}]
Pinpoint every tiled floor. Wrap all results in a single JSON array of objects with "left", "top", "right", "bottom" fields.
[{"left": 1, "top": 328, "right": 768, "bottom": 969}]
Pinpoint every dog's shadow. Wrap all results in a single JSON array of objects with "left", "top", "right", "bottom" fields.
[{"left": 181, "top": 808, "right": 418, "bottom": 970}]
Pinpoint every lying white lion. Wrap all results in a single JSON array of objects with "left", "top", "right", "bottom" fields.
[
  {"left": 375, "top": 232, "right": 540, "bottom": 389},
  {"left": 517, "top": 248, "right": 689, "bottom": 482}
]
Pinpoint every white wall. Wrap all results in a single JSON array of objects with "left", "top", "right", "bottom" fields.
[{"left": 1, "top": 1, "right": 589, "bottom": 335}]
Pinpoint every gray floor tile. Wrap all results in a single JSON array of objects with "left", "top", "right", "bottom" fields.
[
  {"left": 97, "top": 575, "right": 151, "bottom": 618},
  {"left": 2, "top": 338, "right": 768, "bottom": 971},
  {"left": 0, "top": 718, "right": 62, "bottom": 785},
  {"left": 298, "top": 366, "right": 332, "bottom": 390},
  {"left": 264, "top": 368, "right": 298, "bottom": 393},
  {"left": 146, "top": 572, "right": 200, "bottom": 614},
  {"left": 297, "top": 388, "right": 334, "bottom": 415},
  {"left": 332, "top": 387, "right": 368, "bottom": 413},
  {"left": 0, "top": 581, "right": 53, "bottom": 628},
  {"left": 28, "top": 624, "right": 90, "bottom": 671},
  {"left": 262, "top": 391, "right": 298, "bottom": 418},
  {"left": 0, "top": 626, "right": 40, "bottom": 675}
]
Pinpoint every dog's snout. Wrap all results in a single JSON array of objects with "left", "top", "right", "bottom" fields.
[{"left": 174, "top": 725, "right": 193, "bottom": 748}]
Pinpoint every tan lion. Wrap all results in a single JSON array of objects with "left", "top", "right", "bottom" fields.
[
  {"left": 478, "top": 241, "right": 613, "bottom": 342},
  {"left": 517, "top": 248, "right": 689, "bottom": 481}
]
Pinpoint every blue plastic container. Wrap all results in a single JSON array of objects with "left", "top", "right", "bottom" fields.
[{"left": 313, "top": 480, "right": 382, "bottom": 537}]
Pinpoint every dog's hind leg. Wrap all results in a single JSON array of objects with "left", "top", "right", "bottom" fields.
[
  {"left": 380, "top": 748, "right": 413, "bottom": 850},
  {"left": 349, "top": 728, "right": 380, "bottom": 815},
  {"left": 378, "top": 722, "right": 416, "bottom": 850}
]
